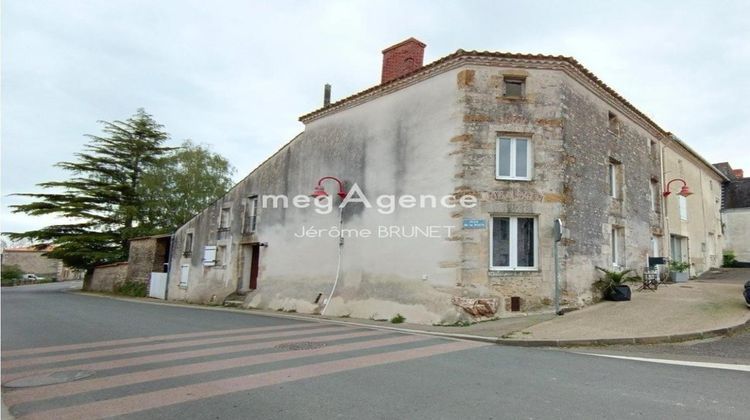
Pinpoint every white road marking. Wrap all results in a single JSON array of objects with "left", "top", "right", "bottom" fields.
[{"left": 576, "top": 352, "right": 750, "bottom": 372}]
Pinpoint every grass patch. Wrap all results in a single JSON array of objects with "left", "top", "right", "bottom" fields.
[
  {"left": 390, "top": 313, "right": 406, "bottom": 324},
  {"left": 113, "top": 281, "right": 147, "bottom": 297}
]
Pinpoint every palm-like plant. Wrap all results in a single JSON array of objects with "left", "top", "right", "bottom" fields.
[{"left": 593, "top": 266, "right": 640, "bottom": 295}]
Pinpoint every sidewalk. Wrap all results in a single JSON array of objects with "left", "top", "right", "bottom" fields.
[{"left": 72, "top": 277, "right": 750, "bottom": 347}]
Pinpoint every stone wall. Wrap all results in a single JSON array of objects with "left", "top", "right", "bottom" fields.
[
  {"left": 89, "top": 262, "right": 128, "bottom": 292},
  {"left": 723, "top": 208, "right": 750, "bottom": 262},
  {"left": 2, "top": 250, "right": 61, "bottom": 278}
]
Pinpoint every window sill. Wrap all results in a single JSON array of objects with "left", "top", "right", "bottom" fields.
[
  {"left": 495, "top": 177, "right": 532, "bottom": 182},
  {"left": 178, "top": 284, "right": 188, "bottom": 290},
  {"left": 501, "top": 96, "right": 526, "bottom": 101},
  {"left": 489, "top": 267, "right": 539, "bottom": 272}
]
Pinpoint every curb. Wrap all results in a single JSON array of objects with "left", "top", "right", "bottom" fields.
[{"left": 68, "top": 290, "right": 750, "bottom": 348}]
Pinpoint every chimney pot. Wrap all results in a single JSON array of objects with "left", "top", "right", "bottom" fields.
[
  {"left": 381, "top": 38, "right": 426, "bottom": 84},
  {"left": 733, "top": 169, "right": 744, "bottom": 179},
  {"left": 323, "top": 84, "right": 331, "bottom": 107}
]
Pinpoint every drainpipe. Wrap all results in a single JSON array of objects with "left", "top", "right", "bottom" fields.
[
  {"left": 164, "top": 233, "right": 176, "bottom": 301},
  {"left": 660, "top": 140, "right": 670, "bottom": 262},
  {"left": 321, "top": 206, "right": 344, "bottom": 316}
]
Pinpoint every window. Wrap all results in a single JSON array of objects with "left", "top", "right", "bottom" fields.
[
  {"left": 215, "top": 245, "right": 226, "bottom": 266},
  {"left": 671, "top": 235, "right": 687, "bottom": 261},
  {"left": 679, "top": 195, "right": 688, "bottom": 220},
  {"left": 607, "top": 161, "right": 622, "bottom": 198},
  {"left": 496, "top": 137, "right": 532, "bottom": 180},
  {"left": 503, "top": 76, "right": 525, "bottom": 98},
  {"left": 219, "top": 207, "right": 231, "bottom": 230},
  {"left": 649, "top": 140, "right": 657, "bottom": 156},
  {"left": 183, "top": 233, "right": 193, "bottom": 256},
  {"left": 244, "top": 196, "right": 258, "bottom": 233},
  {"left": 611, "top": 227, "right": 625, "bottom": 267},
  {"left": 203, "top": 245, "right": 217, "bottom": 266},
  {"left": 649, "top": 181, "right": 655, "bottom": 211},
  {"left": 491, "top": 216, "right": 537, "bottom": 270},
  {"left": 608, "top": 111, "right": 620, "bottom": 135}
]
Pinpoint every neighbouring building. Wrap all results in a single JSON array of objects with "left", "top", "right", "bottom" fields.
[
  {"left": 714, "top": 162, "right": 750, "bottom": 263},
  {"left": 1, "top": 245, "right": 84, "bottom": 281},
  {"left": 166, "top": 38, "right": 726, "bottom": 324},
  {"left": 87, "top": 234, "right": 171, "bottom": 293}
]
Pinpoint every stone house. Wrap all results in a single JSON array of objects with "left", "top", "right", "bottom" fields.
[
  {"left": 166, "top": 38, "right": 724, "bottom": 324},
  {"left": 714, "top": 163, "right": 750, "bottom": 263},
  {"left": 1, "top": 245, "right": 83, "bottom": 281}
]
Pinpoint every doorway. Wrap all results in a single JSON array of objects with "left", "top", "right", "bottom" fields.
[{"left": 239, "top": 243, "right": 260, "bottom": 292}]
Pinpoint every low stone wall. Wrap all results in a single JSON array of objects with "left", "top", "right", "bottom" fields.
[{"left": 89, "top": 262, "right": 128, "bottom": 292}]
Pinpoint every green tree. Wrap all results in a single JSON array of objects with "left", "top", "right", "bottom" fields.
[
  {"left": 7, "top": 109, "right": 172, "bottom": 270},
  {"left": 139, "top": 140, "right": 235, "bottom": 231}
]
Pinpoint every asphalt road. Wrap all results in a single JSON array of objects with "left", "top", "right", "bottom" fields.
[{"left": 2, "top": 282, "right": 749, "bottom": 420}]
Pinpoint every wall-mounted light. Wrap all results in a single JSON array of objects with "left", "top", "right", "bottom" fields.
[
  {"left": 311, "top": 176, "right": 347, "bottom": 199},
  {"left": 259, "top": 242, "right": 269, "bottom": 247},
  {"left": 663, "top": 178, "right": 693, "bottom": 198}
]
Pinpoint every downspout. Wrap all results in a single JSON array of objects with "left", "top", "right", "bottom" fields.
[
  {"left": 321, "top": 206, "right": 344, "bottom": 316},
  {"left": 164, "top": 233, "right": 176, "bottom": 301},
  {"left": 660, "top": 140, "right": 670, "bottom": 262}
]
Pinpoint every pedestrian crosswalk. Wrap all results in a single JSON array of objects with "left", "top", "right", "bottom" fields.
[{"left": 2, "top": 322, "right": 487, "bottom": 419}]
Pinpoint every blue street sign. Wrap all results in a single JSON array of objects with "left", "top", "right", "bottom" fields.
[{"left": 463, "top": 219, "right": 487, "bottom": 229}]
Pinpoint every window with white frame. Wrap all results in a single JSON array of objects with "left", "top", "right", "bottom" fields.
[
  {"left": 244, "top": 196, "right": 258, "bottom": 233},
  {"left": 679, "top": 195, "right": 688, "bottom": 220},
  {"left": 608, "top": 160, "right": 622, "bottom": 199},
  {"left": 611, "top": 226, "right": 625, "bottom": 267},
  {"left": 496, "top": 136, "right": 532, "bottom": 180},
  {"left": 491, "top": 216, "right": 537, "bottom": 270},
  {"left": 649, "top": 181, "right": 656, "bottom": 211}
]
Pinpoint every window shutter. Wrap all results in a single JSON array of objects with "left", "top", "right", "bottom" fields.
[{"left": 203, "top": 245, "right": 217, "bottom": 266}]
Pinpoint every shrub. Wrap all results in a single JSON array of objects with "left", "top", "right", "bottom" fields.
[
  {"left": 723, "top": 251, "right": 738, "bottom": 268},
  {"left": 669, "top": 260, "right": 691, "bottom": 272},
  {"left": 1, "top": 264, "right": 23, "bottom": 280},
  {"left": 114, "top": 281, "right": 148, "bottom": 297},
  {"left": 390, "top": 313, "right": 406, "bottom": 324}
]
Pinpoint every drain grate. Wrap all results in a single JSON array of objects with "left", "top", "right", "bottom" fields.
[
  {"left": 274, "top": 341, "right": 327, "bottom": 351},
  {"left": 4, "top": 370, "right": 95, "bottom": 388}
]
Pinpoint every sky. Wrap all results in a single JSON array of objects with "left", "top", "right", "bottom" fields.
[{"left": 2, "top": 0, "right": 749, "bottom": 236}]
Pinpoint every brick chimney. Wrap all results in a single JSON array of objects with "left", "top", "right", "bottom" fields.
[
  {"left": 381, "top": 38, "right": 426, "bottom": 84},
  {"left": 733, "top": 168, "right": 744, "bottom": 179}
]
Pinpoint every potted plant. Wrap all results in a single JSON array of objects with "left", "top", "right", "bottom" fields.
[
  {"left": 669, "top": 260, "right": 690, "bottom": 283},
  {"left": 594, "top": 266, "right": 640, "bottom": 301}
]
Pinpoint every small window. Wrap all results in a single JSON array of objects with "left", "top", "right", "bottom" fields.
[
  {"left": 679, "top": 195, "right": 688, "bottom": 220},
  {"left": 496, "top": 136, "right": 532, "bottom": 180},
  {"left": 649, "top": 140, "right": 657, "bottom": 156},
  {"left": 608, "top": 111, "right": 620, "bottom": 135},
  {"left": 219, "top": 207, "right": 231, "bottom": 230},
  {"left": 611, "top": 226, "right": 625, "bottom": 267},
  {"left": 503, "top": 77, "right": 525, "bottom": 98},
  {"left": 649, "top": 179, "right": 660, "bottom": 213},
  {"left": 203, "top": 245, "right": 217, "bottom": 266},
  {"left": 491, "top": 216, "right": 537, "bottom": 270},
  {"left": 215, "top": 245, "right": 226, "bottom": 266},
  {"left": 608, "top": 160, "right": 622, "bottom": 199},
  {"left": 183, "top": 233, "right": 193, "bottom": 255},
  {"left": 244, "top": 196, "right": 259, "bottom": 233}
]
